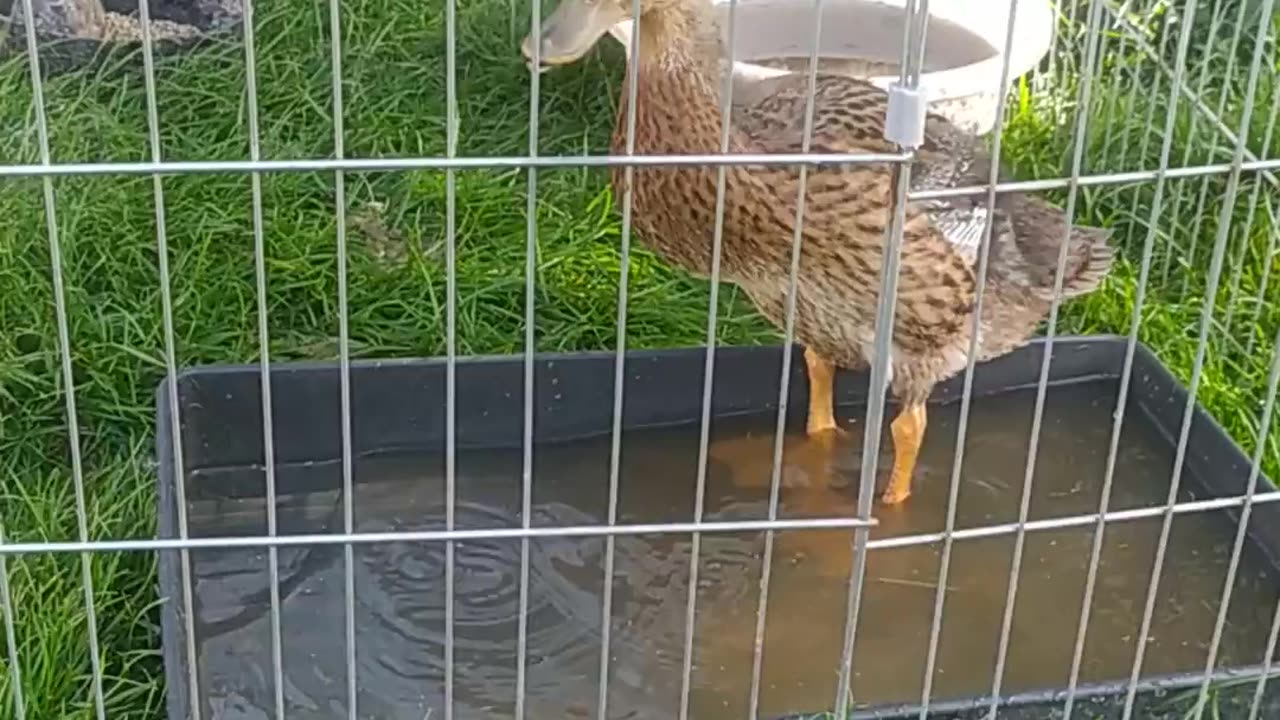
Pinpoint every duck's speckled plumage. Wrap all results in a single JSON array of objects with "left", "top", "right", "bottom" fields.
[
  {"left": 609, "top": 1, "right": 1113, "bottom": 407},
  {"left": 524, "top": 0, "right": 1113, "bottom": 502}
]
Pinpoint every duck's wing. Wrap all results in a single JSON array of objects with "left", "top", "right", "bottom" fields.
[
  {"left": 730, "top": 73, "right": 899, "bottom": 155},
  {"left": 731, "top": 73, "right": 993, "bottom": 168},
  {"left": 733, "top": 73, "right": 1006, "bottom": 251},
  {"left": 911, "top": 114, "right": 1028, "bottom": 269},
  {"left": 913, "top": 114, "right": 1000, "bottom": 190},
  {"left": 734, "top": 74, "right": 1114, "bottom": 339},
  {"left": 729, "top": 73, "right": 986, "bottom": 351},
  {"left": 734, "top": 74, "right": 1007, "bottom": 273},
  {"left": 916, "top": 116, "right": 1114, "bottom": 302},
  {"left": 730, "top": 72, "right": 994, "bottom": 263}
]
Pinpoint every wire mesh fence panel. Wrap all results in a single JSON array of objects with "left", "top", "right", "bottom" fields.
[{"left": 0, "top": 0, "right": 1279, "bottom": 718}]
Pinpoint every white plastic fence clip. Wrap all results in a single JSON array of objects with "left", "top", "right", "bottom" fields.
[{"left": 884, "top": 81, "right": 929, "bottom": 149}]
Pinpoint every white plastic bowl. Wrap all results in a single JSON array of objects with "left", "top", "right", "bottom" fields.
[{"left": 608, "top": 0, "right": 1053, "bottom": 134}]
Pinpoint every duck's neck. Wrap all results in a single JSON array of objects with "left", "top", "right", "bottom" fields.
[{"left": 614, "top": 2, "right": 726, "bottom": 153}]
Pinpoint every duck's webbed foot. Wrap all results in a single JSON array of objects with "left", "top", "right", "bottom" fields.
[
  {"left": 803, "top": 346, "right": 846, "bottom": 437},
  {"left": 882, "top": 402, "right": 927, "bottom": 506}
]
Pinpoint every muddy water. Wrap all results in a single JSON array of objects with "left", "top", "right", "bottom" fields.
[{"left": 184, "top": 380, "right": 1280, "bottom": 719}]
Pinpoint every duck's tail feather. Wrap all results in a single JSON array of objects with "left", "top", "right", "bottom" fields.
[
  {"left": 1058, "top": 226, "right": 1116, "bottom": 298},
  {"left": 997, "top": 194, "right": 1116, "bottom": 302}
]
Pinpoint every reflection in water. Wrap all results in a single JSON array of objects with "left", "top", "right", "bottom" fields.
[{"left": 184, "top": 381, "right": 1280, "bottom": 719}]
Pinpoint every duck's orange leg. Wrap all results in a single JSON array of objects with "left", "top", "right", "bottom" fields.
[
  {"left": 803, "top": 347, "right": 841, "bottom": 436},
  {"left": 882, "top": 402, "right": 927, "bottom": 505}
]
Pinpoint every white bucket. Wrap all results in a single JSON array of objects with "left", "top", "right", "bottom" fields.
[{"left": 608, "top": 0, "right": 1054, "bottom": 134}]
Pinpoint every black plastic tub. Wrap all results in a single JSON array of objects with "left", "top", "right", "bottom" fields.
[{"left": 154, "top": 335, "right": 1280, "bottom": 720}]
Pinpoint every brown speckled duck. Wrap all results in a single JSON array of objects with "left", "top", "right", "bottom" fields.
[{"left": 521, "top": 0, "right": 1114, "bottom": 505}]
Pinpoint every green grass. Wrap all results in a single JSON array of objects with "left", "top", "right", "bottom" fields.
[{"left": 0, "top": 0, "right": 1277, "bottom": 716}]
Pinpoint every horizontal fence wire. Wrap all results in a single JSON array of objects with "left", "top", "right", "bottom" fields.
[
  {"left": 1, "top": 155, "right": 1278, "bottom": 186},
  {"left": 6, "top": 472, "right": 1280, "bottom": 555}
]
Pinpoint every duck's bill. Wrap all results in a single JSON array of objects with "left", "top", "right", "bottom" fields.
[{"left": 521, "top": 0, "right": 626, "bottom": 70}]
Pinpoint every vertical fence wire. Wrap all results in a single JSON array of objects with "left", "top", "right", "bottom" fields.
[
  {"left": 324, "top": 0, "right": 358, "bottom": 711},
  {"left": 14, "top": 0, "right": 109, "bottom": 716},
  {"left": 1060, "top": 1, "right": 1201, "bottom": 715},
  {"left": 0, "top": 529, "right": 23, "bottom": 720},
  {"left": 1119, "top": 0, "right": 1165, "bottom": 163},
  {"left": 1044, "top": 0, "right": 1060, "bottom": 96},
  {"left": 1047, "top": 0, "right": 1068, "bottom": 135},
  {"left": 1103, "top": 1, "right": 1280, "bottom": 196},
  {"left": 1051, "top": 0, "right": 1083, "bottom": 149},
  {"left": 916, "top": 0, "right": 1020, "bottom": 713},
  {"left": 1122, "top": 4, "right": 1173, "bottom": 222},
  {"left": 1227, "top": 204, "right": 1279, "bottom": 348},
  {"left": 1193, "top": 307, "right": 1280, "bottom": 718},
  {"left": 1097, "top": 0, "right": 1144, "bottom": 168},
  {"left": 1156, "top": 0, "right": 1228, "bottom": 285},
  {"left": 1244, "top": 133, "right": 1280, "bottom": 356},
  {"left": 1120, "top": 3, "right": 1275, "bottom": 715},
  {"left": 1249, "top": 580, "right": 1280, "bottom": 719},
  {"left": 515, "top": 0, "right": 541, "bottom": 715},
  {"left": 985, "top": 1, "right": 1105, "bottom": 714},
  {"left": 126, "top": 4, "right": 204, "bottom": 716},
  {"left": 679, "top": 0, "right": 742, "bottom": 717},
  {"left": 443, "top": 0, "right": 460, "bottom": 713},
  {"left": 1083, "top": 3, "right": 1116, "bottom": 175},
  {"left": 1191, "top": 6, "right": 1280, "bottom": 715},
  {"left": 1105, "top": 0, "right": 1164, "bottom": 170},
  {"left": 1244, "top": 197, "right": 1280, "bottom": 358},
  {"left": 833, "top": 3, "right": 930, "bottom": 714},
  {"left": 1177, "top": 0, "right": 1256, "bottom": 302},
  {"left": 598, "top": 1, "right": 643, "bottom": 715},
  {"left": 1240, "top": 23, "right": 1280, "bottom": 356},
  {"left": 1223, "top": 56, "right": 1280, "bottom": 338},
  {"left": 1081, "top": 0, "right": 1116, "bottom": 173},
  {"left": 746, "top": 0, "right": 836, "bottom": 711},
  {"left": 237, "top": 0, "right": 289, "bottom": 711}
]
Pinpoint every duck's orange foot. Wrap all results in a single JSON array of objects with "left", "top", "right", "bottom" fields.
[
  {"left": 878, "top": 402, "right": 926, "bottom": 507},
  {"left": 803, "top": 347, "right": 843, "bottom": 438},
  {"left": 806, "top": 422, "right": 849, "bottom": 439},
  {"left": 879, "top": 485, "right": 912, "bottom": 506}
]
